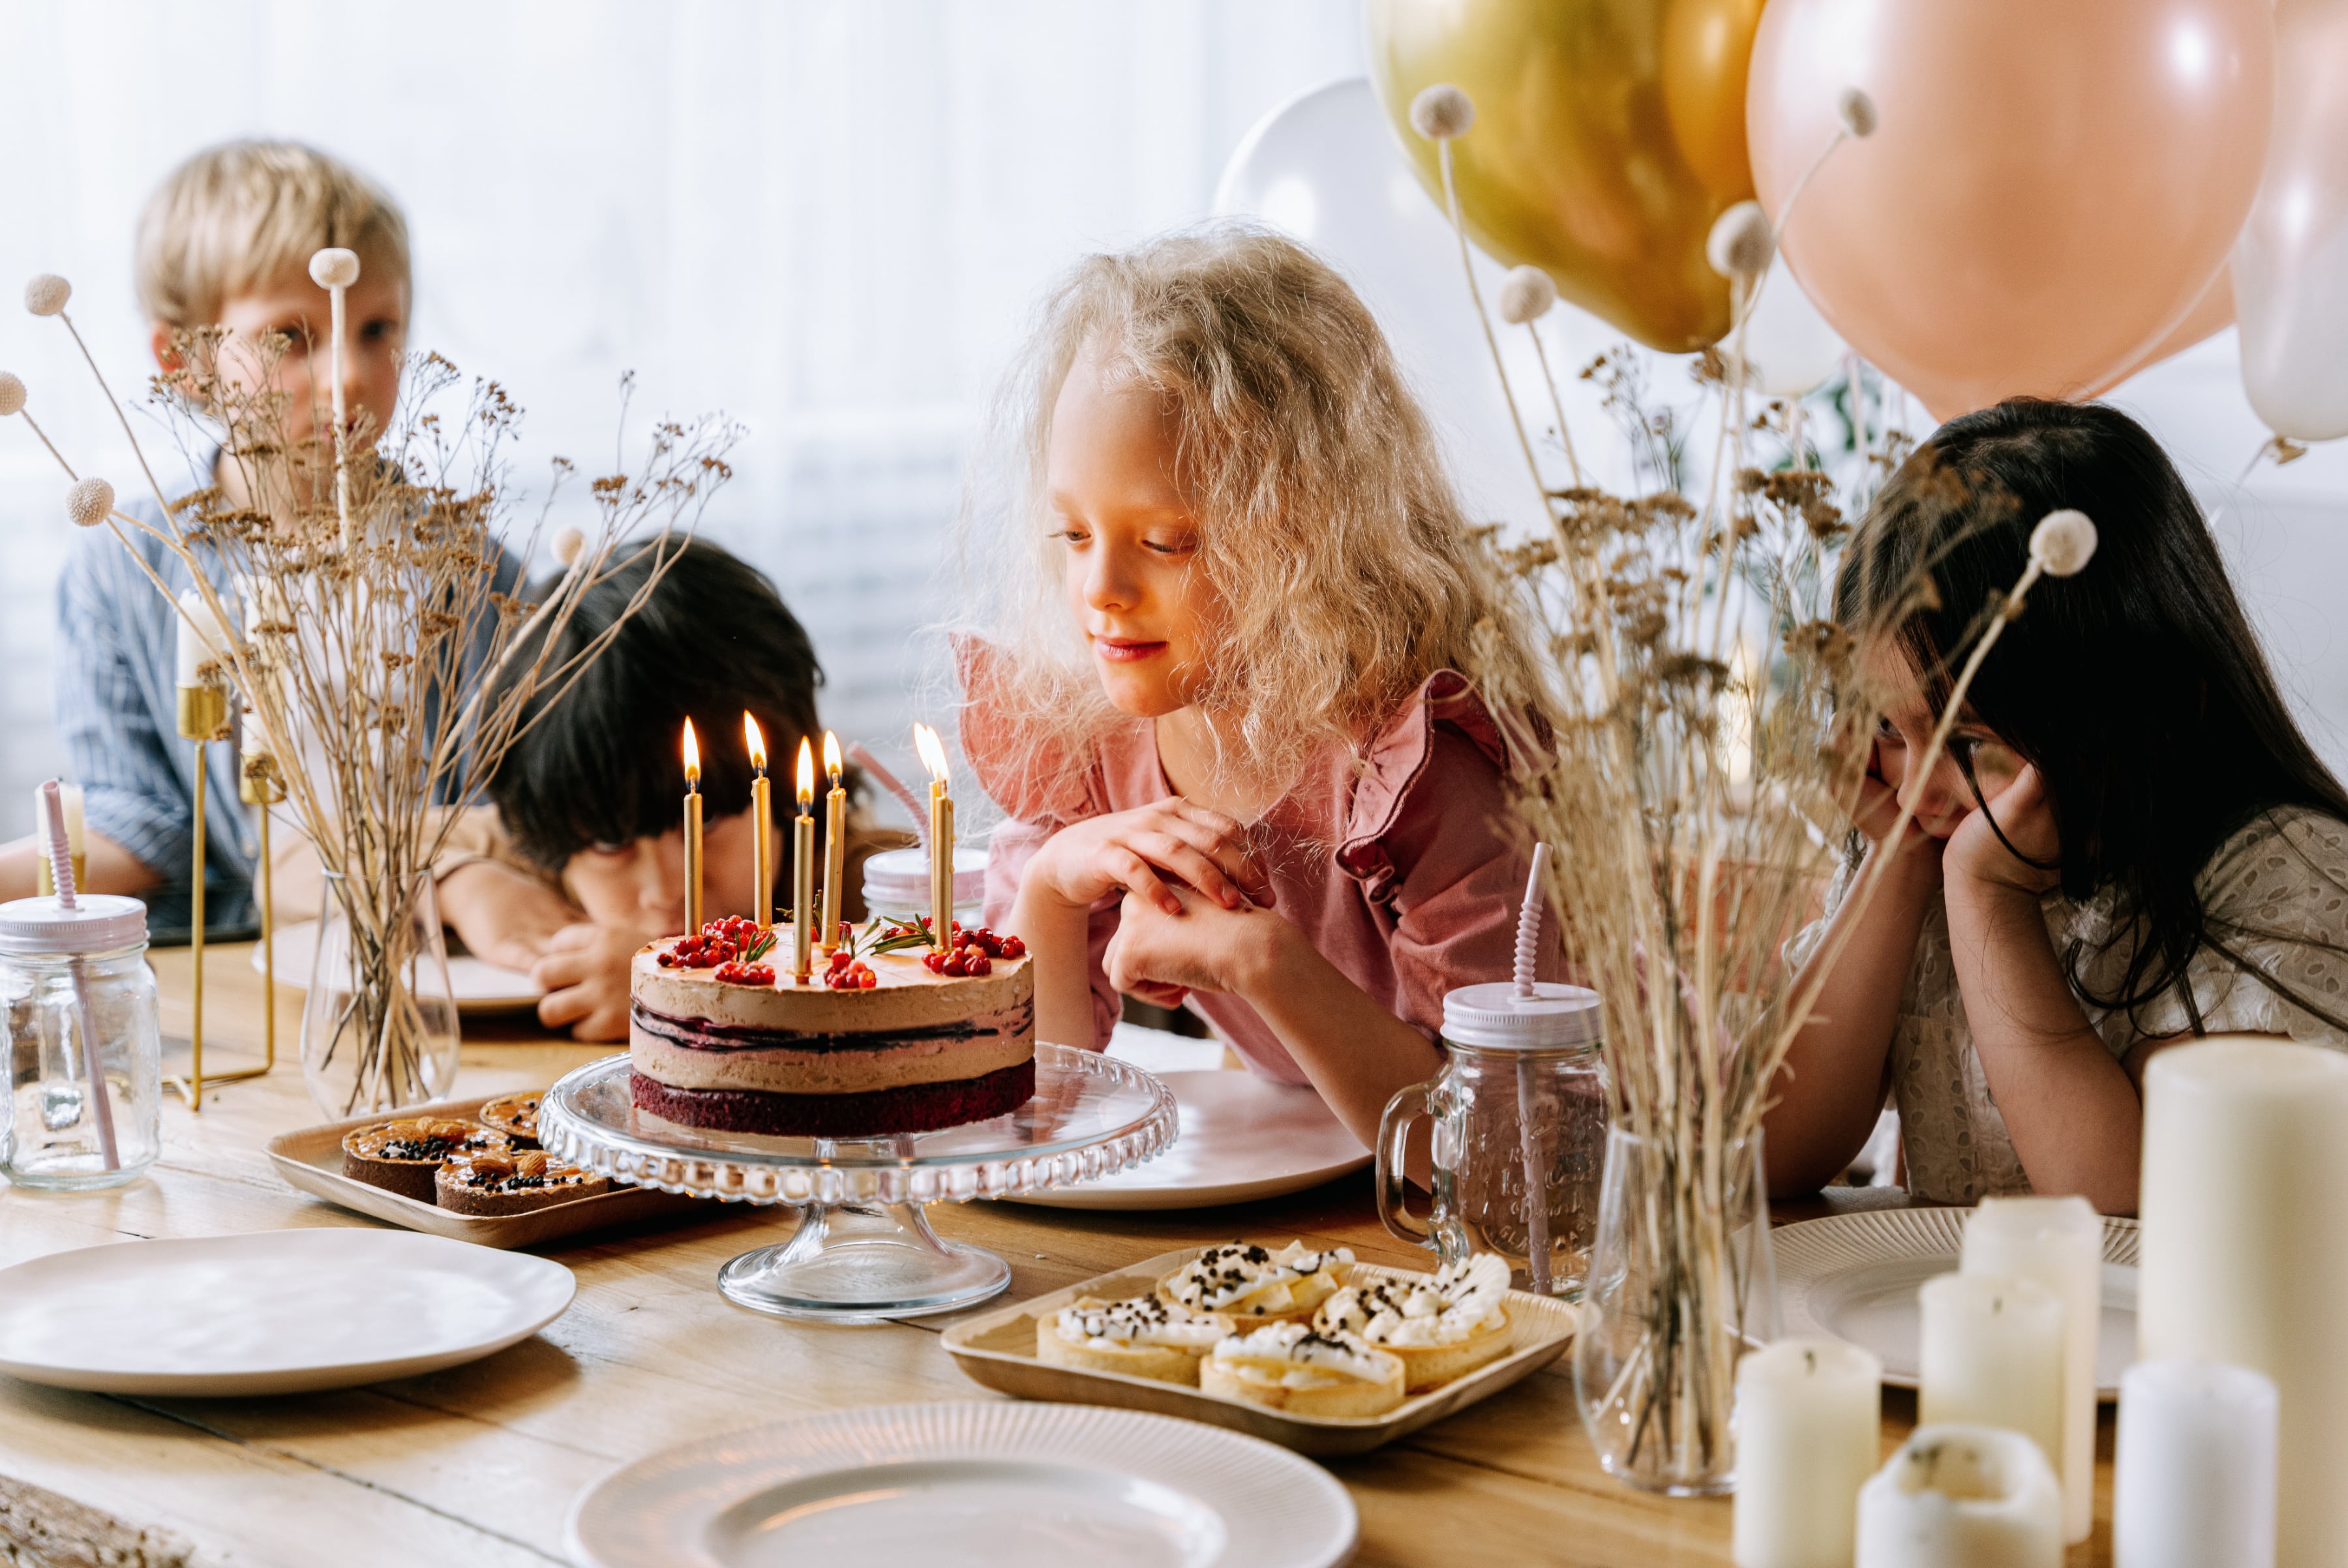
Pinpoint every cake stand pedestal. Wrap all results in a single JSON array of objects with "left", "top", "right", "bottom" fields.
[{"left": 537, "top": 1045, "right": 1177, "bottom": 1324}]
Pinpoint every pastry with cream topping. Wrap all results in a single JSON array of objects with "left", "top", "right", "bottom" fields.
[
  {"left": 435, "top": 1147, "right": 611, "bottom": 1215},
  {"left": 1035, "top": 1293, "right": 1236, "bottom": 1385},
  {"left": 340, "top": 1117, "right": 510, "bottom": 1201},
  {"left": 1201, "top": 1321, "right": 1407, "bottom": 1417},
  {"left": 1314, "top": 1254, "right": 1514, "bottom": 1391},
  {"left": 1157, "top": 1241, "right": 1354, "bottom": 1323}
]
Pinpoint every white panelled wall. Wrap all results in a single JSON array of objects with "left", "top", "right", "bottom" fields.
[{"left": 3, "top": 0, "right": 2346, "bottom": 844}]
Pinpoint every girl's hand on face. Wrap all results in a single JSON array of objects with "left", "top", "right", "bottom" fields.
[
  {"left": 1856, "top": 738, "right": 1946, "bottom": 877},
  {"left": 1104, "top": 883, "right": 1285, "bottom": 999},
  {"left": 530, "top": 922, "right": 642, "bottom": 1041},
  {"left": 1946, "top": 764, "right": 2062, "bottom": 897},
  {"left": 1027, "top": 799, "right": 1272, "bottom": 916}
]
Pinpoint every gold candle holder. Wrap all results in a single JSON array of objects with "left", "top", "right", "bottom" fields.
[
  {"left": 792, "top": 739, "right": 815, "bottom": 982},
  {"left": 235, "top": 747, "right": 284, "bottom": 1087},
  {"left": 170, "top": 680, "right": 234, "bottom": 1113},
  {"left": 820, "top": 731, "right": 845, "bottom": 952}
]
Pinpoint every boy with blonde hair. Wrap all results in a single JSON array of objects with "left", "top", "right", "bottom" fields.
[{"left": 1, "top": 142, "right": 489, "bottom": 924}]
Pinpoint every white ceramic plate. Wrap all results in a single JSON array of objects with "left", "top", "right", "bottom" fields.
[
  {"left": 565, "top": 1401, "right": 1357, "bottom": 1568},
  {"left": 1004, "top": 1071, "right": 1369, "bottom": 1211},
  {"left": 0, "top": 1229, "right": 575, "bottom": 1396},
  {"left": 255, "top": 919, "right": 545, "bottom": 1012},
  {"left": 1773, "top": 1208, "right": 2139, "bottom": 1398}
]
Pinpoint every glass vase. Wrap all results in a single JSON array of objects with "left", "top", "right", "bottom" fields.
[
  {"left": 1573, "top": 1124, "right": 1777, "bottom": 1496},
  {"left": 301, "top": 869, "right": 460, "bottom": 1117}
]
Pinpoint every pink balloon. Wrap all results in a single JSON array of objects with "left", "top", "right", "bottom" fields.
[
  {"left": 1749, "top": 0, "right": 2273, "bottom": 422},
  {"left": 2091, "top": 269, "right": 2235, "bottom": 398}
]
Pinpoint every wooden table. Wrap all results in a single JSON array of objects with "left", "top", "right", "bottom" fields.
[{"left": 0, "top": 945, "right": 2118, "bottom": 1567}]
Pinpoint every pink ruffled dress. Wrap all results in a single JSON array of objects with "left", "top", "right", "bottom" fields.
[{"left": 967, "top": 668, "right": 1558, "bottom": 1084}]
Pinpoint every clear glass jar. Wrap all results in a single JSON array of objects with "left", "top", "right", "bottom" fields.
[
  {"left": 1377, "top": 982, "right": 1609, "bottom": 1297},
  {"left": 860, "top": 843, "right": 986, "bottom": 927},
  {"left": 1, "top": 894, "right": 162, "bottom": 1188}
]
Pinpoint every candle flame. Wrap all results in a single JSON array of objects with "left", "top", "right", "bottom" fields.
[
  {"left": 744, "top": 712, "right": 767, "bottom": 772},
  {"left": 682, "top": 717, "right": 700, "bottom": 783},
  {"left": 913, "top": 722, "right": 950, "bottom": 785},
  {"left": 822, "top": 729, "right": 843, "bottom": 784},
  {"left": 796, "top": 736, "right": 815, "bottom": 806}
]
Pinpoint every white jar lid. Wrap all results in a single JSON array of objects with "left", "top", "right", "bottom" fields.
[
  {"left": 0, "top": 894, "right": 149, "bottom": 956},
  {"left": 1441, "top": 981, "right": 1603, "bottom": 1051},
  {"left": 860, "top": 845, "right": 987, "bottom": 917}
]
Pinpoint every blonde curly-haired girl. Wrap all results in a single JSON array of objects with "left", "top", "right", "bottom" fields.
[{"left": 958, "top": 224, "right": 1555, "bottom": 1143}]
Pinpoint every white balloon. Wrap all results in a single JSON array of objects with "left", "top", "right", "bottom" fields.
[
  {"left": 1215, "top": 79, "right": 1553, "bottom": 524},
  {"left": 1729, "top": 262, "right": 1849, "bottom": 399},
  {"left": 2235, "top": 0, "right": 2348, "bottom": 442}
]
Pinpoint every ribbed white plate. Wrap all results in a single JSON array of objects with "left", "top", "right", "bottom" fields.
[
  {"left": 565, "top": 1401, "right": 1357, "bottom": 1568},
  {"left": 1006, "top": 1072, "right": 1369, "bottom": 1211},
  {"left": 1774, "top": 1208, "right": 2139, "bottom": 1398},
  {"left": 0, "top": 1229, "right": 575, "bottom": 1395}
]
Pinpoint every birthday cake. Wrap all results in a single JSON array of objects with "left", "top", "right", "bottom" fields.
[{"left": 627, "top": 916, "right": 1035, "bottom": 1137}]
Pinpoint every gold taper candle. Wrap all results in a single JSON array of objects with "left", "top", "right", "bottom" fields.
[
  {"left": 820, "top": 731, "right": 845, "bottom": 951},
  {"left": 914, "top": 723, "right": 954, "bottom": 951},
  {"left": 792, "top": 739, "right": 815, "bottom": 982},
  {"left": 745, "top": 713, "right": 772, "bottom": 929},
  {"left": 682, "top": 719, "right": 703, "bottom": 937}
]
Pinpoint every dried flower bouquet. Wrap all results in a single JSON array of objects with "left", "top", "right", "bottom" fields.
[{"left": 4, "top": 260, "right": 738, "bottom": 1115}]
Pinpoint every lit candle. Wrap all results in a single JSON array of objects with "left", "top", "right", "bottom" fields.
[
  {"left": 682, "top": 718, "right": 703, "bottom": 937},
  {"left": 820, "top": 731, "right": 845, "bottom": 951},
  {"left": 792, "top": 738, "right": 815, "bottom": 983},
  {"left": 2139, "top": 1038, "right": 2348, "bottom": 1568},
  {"left": 1960, "top": 1196, "right": 2101, "bottom": 1544},
  {"left": 914, "top": 723, "right": 954, "bottom": 951},
  {"left": 745, "top": 713, "right": 772, "bottom": 929},
  {"left": 2113, "top": 1359, "right": 2278, "bottom": 1568},
  {"left": 1854, "top": 1424, "right": 2062, "bottom": 1568},
  {"left": 31, "top": 781, "right": 84, "bottom": 898},
  {"left": 1733, "top": 1337, "right": 1881, "bottom": 1568},
  {"left": 1918, "top": 1273, "right": 2064, "bottom": 1477}
]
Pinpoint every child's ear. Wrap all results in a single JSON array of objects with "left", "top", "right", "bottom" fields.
[{"left": 149, "top": 322, "right": 181, "bottom": 374}]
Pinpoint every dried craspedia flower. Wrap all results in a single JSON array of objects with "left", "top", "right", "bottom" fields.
[
  {"left": 0, "top": 371, "right": 23, "bottom": 417},
  {"left": 309, "top": 248, "right": 361, "bottom": 290},
  {"left": 1496, "top": 265, "right": 1557, "bottom": 325},
  {"left": 1706, "top": 201, "right": 1774, "bottom": 280},
  {"left": 1409, "top": 83, "right": 1475, "bottom": 140},
  {"left": 1837, "top": 88, "right": 1879, "bottom": 140},
  {"left": 24, "top": 275, "right": 70, "bottom": 316},
  {"left": 65, "top": 477, "right": 115, "bottom": 528},
  {"left": 552, "top": 525, "right": 586, "bottom": 566},
  {"left": 2029, "top": 509, "right": 2098, "bottom": 577}
]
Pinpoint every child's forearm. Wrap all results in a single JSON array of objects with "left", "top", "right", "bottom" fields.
[
  {"left": 1011, "top": 881, "right": 1100, "bottom": 1049},
  {"left": 1227, "top": 917, "right": 1444, "bottom": 1150},
  {"left": 1946, "top": 879, "right": 2142, "bottom": 1213},
  {"left": 1764, "top": 843, "right": 1939, "bottom": 1196}
]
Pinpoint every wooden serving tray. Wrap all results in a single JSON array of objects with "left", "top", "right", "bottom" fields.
[
  {"left": 941, "top": 1246, "right": 1578, "bottom": 1456},
  {"left": 267, "top": 1093, "right": 706, "bottom": 1250}
]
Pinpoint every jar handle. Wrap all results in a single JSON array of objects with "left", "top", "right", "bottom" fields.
[{"left": 1376, "top": 1079, "right": 1435, "bottom": 1247}]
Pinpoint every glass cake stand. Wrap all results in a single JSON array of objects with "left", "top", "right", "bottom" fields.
[{"left": 537, "top": 1045, "right": 1177, "bottom": 1323}]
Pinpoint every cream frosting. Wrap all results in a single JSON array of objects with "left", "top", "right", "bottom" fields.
[
  {"left": 1317, "top": 1254, "right": 1510, "bottom": 1348},
  {"left": 629, "top": 1012, "right": 1032, "bottom": 1095},
  {"left": 1164, "top": 1241, "right": 1353, "bottom": 1313},
  {"left": 1051, "top": 1295, "right": 1227, "bottom": 1352},
  {"left": 630, "top": 935, "right": 1031, "bottom": 1035},
  {"left": 1209, "top": 1321, "right": 1399, "bottom": 1387}
]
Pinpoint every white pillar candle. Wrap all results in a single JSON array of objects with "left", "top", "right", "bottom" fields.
[
  {"left": 1856, "top": 1423, "right": 2062, "bottom": 1568},
  {"left": 1918, "top": 1273, "right": 2064, "bottom": 1476},
  {"left": 1734, "top": 1336, "right": 1883, "bottom": 1568},
  {"left": 2114, "top": 1359, "right": 2277, "bottom": 1568},
  {"left": 2139, "top": 1038, "right": 2348, "bottom": 1568},
  {"left": 175, "top": 588, "right": 226, "bottom": 687},
  {"left": 1960, "top": 1195, "right": 2101, "bottom": 1543}
]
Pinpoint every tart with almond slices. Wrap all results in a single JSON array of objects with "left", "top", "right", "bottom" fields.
[
  {"left": 340, "top": 1118, "right": 509, "bottom": 1201},
  {"left": 434, "top": 1147, "right": 610, "bottom": 1215}
]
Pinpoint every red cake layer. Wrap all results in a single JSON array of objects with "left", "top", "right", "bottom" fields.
[{"left": 629, "top": 1057, "right": 1036, "bottom": 1138}]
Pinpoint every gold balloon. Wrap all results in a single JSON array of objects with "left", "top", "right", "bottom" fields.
[{"left": 1367, "top": 0, "right": 1766, "bottom": 354}]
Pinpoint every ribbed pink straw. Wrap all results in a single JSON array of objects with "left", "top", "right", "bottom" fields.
[
  {"left": 39, "top": 778, "right": 76, "bottom": 908},
  {"left": 847, "top": 741, "right": 930, "bottom": 849},
  {"left": 1513, "top": 842, "right": 1551, "bottom": 998},
  {"left": 42, "top": 779, "right": 119, "bottom": 1170}
]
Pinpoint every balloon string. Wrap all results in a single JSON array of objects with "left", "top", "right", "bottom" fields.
[{"left": 1436, "top": 138, "right": 1551, "bottom": 517}]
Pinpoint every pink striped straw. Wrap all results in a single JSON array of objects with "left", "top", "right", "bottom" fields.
[
  {"left": 42, "top": 779, "right": 119, "bottom": 1170},
  {"left": 1513, "top": 842, "right": 1551, "bottom": 998},
  {"left": 847, "top": 740, "right": 929, "bottom": 848},
  {"left": 1513, "top": 840, "right": 1554, "bottom": 1292}
]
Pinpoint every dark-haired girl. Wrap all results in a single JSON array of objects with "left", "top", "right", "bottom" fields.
[
  {"left": 437, "top": 537, "right": 882, "bottom": 1039},
  {"left": 1764, "top": 400, "right": 2348, "bottom": 1214}
]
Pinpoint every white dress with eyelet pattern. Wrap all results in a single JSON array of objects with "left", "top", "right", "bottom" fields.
[{"left": 1786, "top": 806, "right": 2348, "bottom": 1205}]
